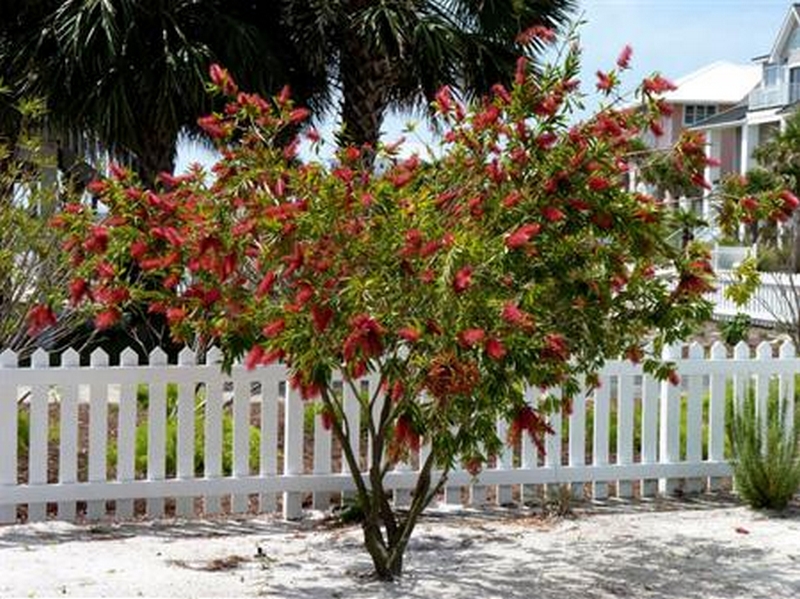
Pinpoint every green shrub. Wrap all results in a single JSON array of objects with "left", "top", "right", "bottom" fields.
[
  {"left": 109, "top": 393, "right": 260, "bottom": 478},
  {"left": 728, "top": 390, "right": 800, "bottom": 510},
  {"left": 17, "top": 409, "right": 30, "bottom": 456}
]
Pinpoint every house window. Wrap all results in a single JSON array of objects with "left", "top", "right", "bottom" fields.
[
  {"left": 683, "top": 105, "right": 717, "bottom": 126},
  {"left": 764, "top": 64, "right": 782, "bottom": 87}
]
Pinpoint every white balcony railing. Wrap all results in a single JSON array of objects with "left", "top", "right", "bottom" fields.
[{"left": 749, "top": 81, "right": 800, "bottom": 110}]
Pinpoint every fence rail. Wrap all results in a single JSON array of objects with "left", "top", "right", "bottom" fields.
[
  {"left": 1, "top": 341, "right": 798, "bottom": 524},
  {"left": 712, "top": 270, "right": 799, "bottom": 326}
]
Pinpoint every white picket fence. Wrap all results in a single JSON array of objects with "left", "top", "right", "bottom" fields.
[
  {"left": 1, "top": 341, "right": 798, "bottom": 525},
  {"left": 712, "top": 270, "right": 799, "bottom": 326}
]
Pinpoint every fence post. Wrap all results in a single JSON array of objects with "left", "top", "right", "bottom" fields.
[
  {"left": 521, "top": 386, "right": 540, "bottom": 504},
  {"left": 116, "top": 348, "right": 139, "bottom": 520},
  {"left": 0, "top": 349, "right": 18, "bottom": 523},
  {"left": 258, "top": 369, "right": 279, "bottom": 513},
  {"left": 684, "top": 343, "right": 705, "bottom": 494},
  {"left": 780, "top": 341, "right": 797, "bottom": 442},
  {"left": 496, "top": 417, "right": 514, "bottom": 505},
  {"left": 592, "top": 376, "right": 610, "bottom": 500},
  {"left": 544, "top": 388, "right": 563, "bottom": 502},
  {"left": 708, "top": 342, "right": 727, "bottom": 491},
  {"left": 640, "top": 366, "right": 659, "bottom": 498},
  {"left": 147, "top": 348, "right": 167, "bottom": 518},
  {"left": 231, "top": 365, "right": 250, "bottom": 514},
  {"left": 283, "top": 381, "right": 304, "bottom": 520},
  {"left": 616, "top": 372, "right": 634, "bottom": 499},
  {"left": 58, "top": 349, "right": 80, "bottom": 521},
  {"left": 756, "top": 342, "right": 772, "bottom": 445},
  {"left": 659, "top": 343, "right": 681, "bottom": 496},
  {"left": 26, "top": 349, "right": 49, "bottom": 522},
  {"left": 568, "top": 379, "right": 586, "bottom": 500},
  {"left": 176, "top": 348, "right": 196, "bottom": 518},
  {"left": 204, "top": 347, "right": 224, "bottom": 515},
  {"left": 87, "top": 349, "right": 109, "bottom": 520}
]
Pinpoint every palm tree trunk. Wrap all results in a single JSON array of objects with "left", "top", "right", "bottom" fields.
[
  {"left": 134, "top": 127, "right": 178, "bottom": 186},
  {"left": 340, "top": 36, "right": 393, "bottom": 165}
]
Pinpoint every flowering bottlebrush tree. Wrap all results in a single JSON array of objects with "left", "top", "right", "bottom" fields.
[{"left": 36, "top": 32, "right": 796, "bottom": 579}]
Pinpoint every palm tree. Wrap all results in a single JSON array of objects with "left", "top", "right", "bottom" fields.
[
  {"left": 6, "top": 0, "right": 324, "bottom": 184},
  {"left": 281, "top": 0, "right": 577, "bottom": 155}
]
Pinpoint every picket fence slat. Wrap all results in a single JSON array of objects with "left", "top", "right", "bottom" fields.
[
  {"left": 175, "top": 348, "right": 196, "bottom": 518},
  {"left": 0, "top": 341, "right": 798, "bottom": 525},
  {"left": 116, "top": 348, "right": 138, "bottom": 520},
  {"left": 87, "top": 350, "right": 109, "bottom": 520},
  {"left": 58, "top": 349, "right": 80, "bottom": 521}
]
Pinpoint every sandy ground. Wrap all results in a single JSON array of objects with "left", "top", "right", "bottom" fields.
[{"left": 1, "top": 498, "right": 799, "bottom": 599}]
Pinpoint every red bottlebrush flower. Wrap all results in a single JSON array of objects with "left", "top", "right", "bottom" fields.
[
  {"left": 667, "top": 370, "right": 681, "bottom": 386},
  {"left": 209, "top": 63, "right": 237, "bottom": 96},
  {"left": 197, "top": 115, "right": 229, "bottom": 139},
  {"left": 739, "top": 196, "right": 758, "bottom": 212},
  {"left": 508, "top": 405, "right": 554, "bottom": 453},
  {"left": 435, "top": 86, "right": 453, "bottom": 114},
  {"left": 502, "top": 302, "right": 533, "bottom": 329},
  {"left": 262, "top": 318, "right": 286, "bottom": 338},
  {"left": 587, "top": 176, "right": 610, "bottom": 191},
  {"left": 568, "top": 198, "right": 591, "bottom": 212},
  {"left": 543, "top": 333, "right": 569, "bottom": 361},
  {"left": 290, "top": 372, "right": 321, "bottom": 400},
  {"left": 245, "top": 345, "right": 264, "bottom": 370},
  {"left": 649, "top": 119, "right": 665, "bottom": 137},
  {"left": 592, "top": 212, "right": 614, "bottom": 230},
  {"left": 26, "top": 304, "right": 57, "bottom": 336},
  {"left": 95, "top": 261, "right": 115, "bottom": 280},
  {"left": 166, "top": 307, "right": 186, "bottom": 326},
  {"left": 505, "top": 223, "right": 541, "bottom": 249},
  {"left": 261, "top": 348, "right": 285, "bottom": 366},
  {"left": 419, "top": 269, "right": 436, "bottom": 284},
  {"left": 394, "top": 414, "right": 421, "bottom": 453},
  {"left": 452, "top": 266, "right": 473, "bottom": 294},
  {"left": 596, "top": 71, "right": 615, "bottom": 93},
  {"left": 277, "top": 85, "right": 292, "bottom": 107},
  {"left": 390, "top": 170, "right": 414, "bottom": 189},
  {"left": 109, "top": 163, "right": 128, "bottom": 181},
  {"left": 306, "top": 128, "right": 321, "bottom": 143},
  {"left": 541, "top": 206, "right": 565, "bottom": 223},
  {"left": 256, "top": 271, "right": 277, "bottom": 298},
  {"left": 69, "top": 278, "right": 90, "bottom": 306},
  {"left": 536, "top": 132, "right": 558, "bottom": 150},
  {"left": 82, "top": 225, "right": 109, "bottom": 254},
  {"left": 320, "top": 407, "right": 335, "bottom": 431},
  {"left": 616, "top": 44, "right": 633, "bottom": 69},
  {"left": 465, "top": 457, "right": 483, "bottom": 476},
  {"left": 343, "top": 314, "right": 385, "bottom": 361},
  {"left": 86, "top": 179, "right": 108, "bottom": 195},
  {"left": 311, "top": 304, "right": 334, "bottom": 333},
  {"left": 128, "top": 239, "right": 147, "bottom": 262},
  {"left": 515, "top": 56, "right": 528, "bottom": 86},
  {"left": 398, "top": 327, "right": 421, "bottom": 343},
  {"left": 642, "top": 74, "right": 677, "bottom": 94},
  {"left": 458, "top": 328, "right": 485, "bottom": 348},
  {"left": 781, "top": 190, "right": 800, "bottom": 211},
  {"left": 485, "top": 337, "right": 507, "bottom": 361},
  {"left": 95, "top": 308, "right": 121, "bottom": 330},
  {"left": 294, "top": 282, "right": 314, "bottom": 306},
  {"left": 491, "top": 83, "right": 512, "bottom": 104},
  {"left": 516, "top": 25, "right": 556, "bottom": 44},
  {"left": 419, "top": 240, "right": 442, "bottom": 258},
  {"left": 289, "top": 107, "right": 311, "bottom": 124}
]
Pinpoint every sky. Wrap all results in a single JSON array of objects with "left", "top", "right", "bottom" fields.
[{"left": 175, "top": 0, "right": 795, "bottom": 172}]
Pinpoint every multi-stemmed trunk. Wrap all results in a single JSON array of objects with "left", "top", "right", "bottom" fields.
[{"left": 320, "top": 383, "right": 448, "bottom": 581}]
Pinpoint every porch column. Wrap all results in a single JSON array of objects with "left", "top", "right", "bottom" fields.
[
  {"left": 703, "top": 129, "right": 722, "bottom": 228},
  {"left": 740, "top": 124, "right": 756, "bottom": 175}
]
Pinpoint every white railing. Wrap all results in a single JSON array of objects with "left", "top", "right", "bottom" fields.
[
  {"left": 712, "top": 270, "right": 800, "bottom": 326},
  {"left": 1, "top": 342, "right": 798, "bottom": 524},
  {"left": 711, "top": 244, "right": 756, "bottom": 271},
  {"left": 748, "top": 81, "right": 800, "bottom": 110}
]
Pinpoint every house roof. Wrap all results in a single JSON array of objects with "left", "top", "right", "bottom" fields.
[
  {"left": 692, "top": 103, "right": 749, "bottom": 129},
  {"left": 764, "top": 4, "right": 800, "bottom": 63},
  {"left": 658, "top": 61, "right": 761, "bottom": 105}
]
